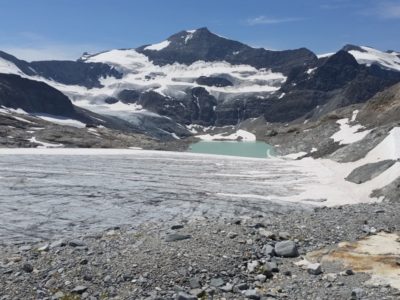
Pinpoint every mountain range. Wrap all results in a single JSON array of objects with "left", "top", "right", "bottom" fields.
[{"left": 0, "top": 27, "right": 400, "bottom": 143}]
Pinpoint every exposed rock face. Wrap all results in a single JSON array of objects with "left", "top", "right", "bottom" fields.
[
  {"left": 0, "top": 51, "right": 122, "bottom": 88},
  {"left": 345, "top": 160, "right": 396, "bottom": 184},
  {"left": 30, "top": 60, "right": 122, "bottom": 88},
  {"left": 117, "top": 89, "right": 141, "bottom": 104},
  {"left": 0, "top": 73, "right": 76, "bottom": 117},
  {"left": 195, "top": 76, "right": 233, "bottom": 87},
  {"left": 357, "top": 82, "right": 400, "bottom": 127},
  {"left": 137, "top": 27, "right": 318, "bottom": 74},
  {"left": 268, "top": 51, "right": 400, "bottom": 123},
  {"left": 189, "top": 87, "right": 217, "bottom": 125}
]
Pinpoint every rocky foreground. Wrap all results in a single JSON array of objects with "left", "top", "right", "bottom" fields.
[{"left": 1, "top": 200, "right": 399, "bottom": 300}]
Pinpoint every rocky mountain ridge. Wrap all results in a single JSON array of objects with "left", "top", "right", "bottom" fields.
[{"left": 0, "top": 27, "right": 399, "bottom": 144}]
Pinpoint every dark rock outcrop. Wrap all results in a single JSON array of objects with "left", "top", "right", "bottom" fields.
[
  {"left": 137, "top": 27, "right": 318, "bottom": 74},
  {"left": 196, "top": 76, "right": 233, "bottom": 87}
]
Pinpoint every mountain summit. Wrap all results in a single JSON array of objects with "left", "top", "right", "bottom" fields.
[{"left": 137, "top": 27, "right": 317, "bottom": 74}]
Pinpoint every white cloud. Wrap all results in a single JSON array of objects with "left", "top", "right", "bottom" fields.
[{"left": 246, "top": 16, "right": 304, "bottom": 26}]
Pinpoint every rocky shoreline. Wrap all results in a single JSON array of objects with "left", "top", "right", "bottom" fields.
[{"left": 1, "top": 200, "right": 399, "bottom": 300}]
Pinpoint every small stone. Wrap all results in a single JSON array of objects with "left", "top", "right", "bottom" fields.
[
  {"left": 265, "top": 261, "right": 279, "bottom": 273},
  {"left": 274, "top": 241, "right": 299, "bottom": 257},
  {"left": 189, "top": 277, "right": 201, "bottom": 289},
  {"left": 262, "top": 244, "right": 275, "bottom": 257},
  {"left": 176, "top": 292, "right": 197, "bottom": 300},
  {"left": 50, "top": 240, "right": 66, "bottom": 249},
  {"left": 19, "top": 245, "right": 32, "bottom": 252},
  {"left": 242, "top": 289, "right": 260, "bottom": 299},
  {"left": 9, "top": 256, "right": 22, "bottom": 262},
  {"left": 255, "top": 274, "right": 266, "bottom": 283},
  {"left": 68, "top": 240, "right": 86, "bottom": 247},
  {"left": 210, "top": 277, "right": 224, "bottom": 287},
  {"left": 323, "top": 273, "right": 337, "bottom": 282},
  {"left": 351, "top": 288, "right": 365, "bottom": 299},
  {"left": 83, "top": 274, "right": 93, "bottom": 281},
  {"left": 227, "top": 232, "right": 238, "bottom": 239},
  {"left": 237, "top": 283, "right": 249, "bottom": 290},
  {"left": 258, "top": 229, "right": 276, "bottom": 239},
  {"left": 72, "top": 285, "right": 88, "bottom": 294},
  {"left": 283, "top": 270, "right": 292, "bottom": 276},
  {"left": 190, "top": 289, "right": 204, "bottom": 297},
  {"left": 247, "top": 260, "right": 259, "bottom": 273},
  {"left": 165, "top": 234, "right": 191, "bottom": 242},
  {"left": 52, "top": 291, "right": 65, "bottom": 300},
  {"left": 220, "top": 283, "right": 233, "bottom": 292},
  {"left": 344, "top": 269, "right": 354, "bottom": 276},
  {"left": 22, "top": 263, "right": 33, "bottom": 273},
  {"left": 37, "top": 244, "right": 49, "bottom": 252},
  {"left": 171, "top": 225, "right": 184, "bottom": 230},
  {"left": 80, "top": 258, "right": 89, "bottom": 265},
  {"left": 278, "top": 231, "right": 291, "bottom": 240},
  {"left": 45, "top": 278, "right": 56, "bottom": 288},
  {"left": 2, "top": 269, "right": 13, "bottom": 275},
  {"left": 307, "top": 263, "right": 322, "bottom": 275}
]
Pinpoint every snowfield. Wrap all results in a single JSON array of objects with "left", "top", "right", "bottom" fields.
[{"left": 348, "top": 46, "right": 400, "bottom": 72}]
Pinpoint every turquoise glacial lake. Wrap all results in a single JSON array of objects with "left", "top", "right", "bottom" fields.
[{"left": 188, "top": 141, "right": 274, "bottom": 158}]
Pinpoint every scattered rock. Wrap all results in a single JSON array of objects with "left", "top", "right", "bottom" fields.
[
  {"left": 247, "top": 260, "right": 259, "bottom": 273},
  {"left": 176, "top": 292, "right": 197, "bottom": 300},
  {"left": 227, "top": 232, "right": 238, "bottom": 239},
  {"left": 220, "top": 283, "right": 233, "bottom": 292},
  {"left": 72, "top": 285, "right": 88, "bottom": 294},
  {"left": 351, "top": 288, "right": 365, "bottom": 299},
  {"left": 242, "top": 289, "right": 260, "bottom": 299},
  {"left": 165, "top": 234, "right": 191, "bottom": 242},
  {"left": 274, "top": 241, "right": 299, "bottom": 257},
  {"left": 68, "top": 240, "right": 86, "bottom": 247},
  {"left": 210, "top": 277, "right": 224, "bottom": 287},
  {"left": 258, "top": 229, "right": 276, "bottom": 239},
  {"left": 171, "top": 225, "right": 184, "bottom": 230},
  {"left": 262, "top": 244, "right": 275, "bottom": 256},
  {"left": 189, "top": 277, "right": 201, "bottom": 289},
  {"left": 37, "top": 244, "right": 49, "bottom": 252},
  {"left": 21, "top": 263, "right": 33, "bottom": 273},
  {"left": 51, "top": 291, "right": 65, "bottom": 300},
  {"left": 307, "top": 263, "right": 323, "bottom": 275}
]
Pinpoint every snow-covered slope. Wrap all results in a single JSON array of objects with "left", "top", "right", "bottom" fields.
[
  {"left": 83, "top": 49, "right": 286, "bottom": 95},
  {"left": 347, "top": 46, "right": 400, "bottom": 72}
]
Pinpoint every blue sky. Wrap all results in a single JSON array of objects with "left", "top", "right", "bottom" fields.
[{"left": 0, "top": 0, "right": 399, "bottom": 61}]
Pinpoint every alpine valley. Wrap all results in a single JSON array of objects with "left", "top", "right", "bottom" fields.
[{"left": 1, "top": 27, "right": 400, "bottom": 300}]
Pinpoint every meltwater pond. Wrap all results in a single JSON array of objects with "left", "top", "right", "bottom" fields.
[{"left": 189, "top": 141, "right": 274, "bottom": 158}]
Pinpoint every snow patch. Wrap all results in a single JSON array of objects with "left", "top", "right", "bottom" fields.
[
  {"left": 348, "top": 46, "right": 400, "bottom": 72},
  {"left": 330, "top": 118, "right": 371, "bottom": 145},
  {"left": 197, "top": 129, "right": 256, "bottom": 141},
  {"left": 144, "top": 40, "right": 171, "bottom": 51},
  {"left": 35, "top": 114, "right": 86, "bottom": 128},
  {"left": 28, "top": 137, "right": 63, "bottom": 148}
]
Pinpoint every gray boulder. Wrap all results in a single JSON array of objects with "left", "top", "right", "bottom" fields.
[{"left": 274, "top": 241, "right": 299, "bottom": 257}]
